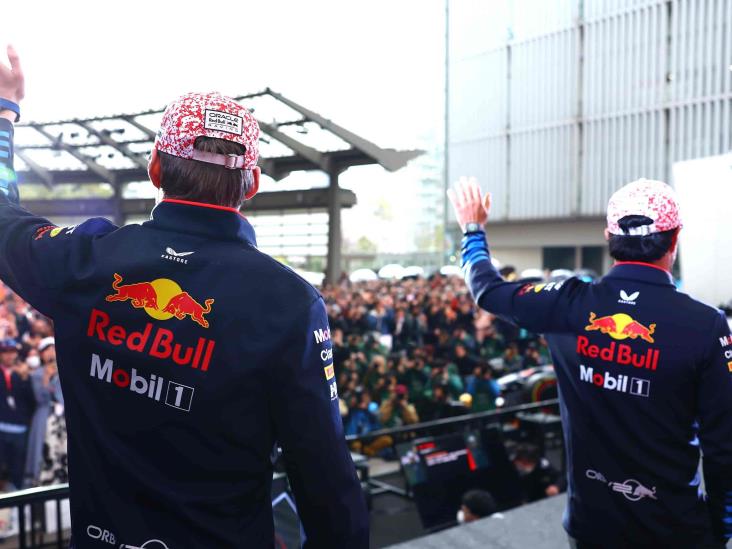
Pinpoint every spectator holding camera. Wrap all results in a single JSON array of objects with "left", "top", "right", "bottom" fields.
[{"left": 380, "top": 384, "right": 419, "bottom": 428}]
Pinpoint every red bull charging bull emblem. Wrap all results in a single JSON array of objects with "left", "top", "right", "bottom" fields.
[
  {"left": 106, "top": 273, "right": 214, "bottom": 329},
  {"left": 585, "top": 312, "right": 655, "bottom": 344}
]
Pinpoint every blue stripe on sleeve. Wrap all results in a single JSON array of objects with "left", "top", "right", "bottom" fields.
[{"left": 460, "top": 232, "right": 491, "bottom": 269}]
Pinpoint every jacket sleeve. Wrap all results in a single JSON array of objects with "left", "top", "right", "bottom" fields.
[
  {"left": 379, "top": 399, "right": 394, "bottom": 425},
  {"left": 461, "top": 230, "right": 585, "bottom": 333},
  {"left": 30, "top": 372, "right": 51, "bottom": 407},
  {"left": 697, "top": 311, "right": 732, "bottom": 542},
  {"left": 0, "top": 118, "right": 117, "bottom": 317},
  {"left": 402, "top": 403, "right": 419, "bottom": 424},
  {"left": 270, "top": 296, "right": 369, "bottom": 548}
]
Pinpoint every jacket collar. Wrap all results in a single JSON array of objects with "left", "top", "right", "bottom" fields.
[
  {"left": 603, "top": 261, "right": 674, "bottom": 286},
  {"left": 143, "top": 199, "right": 257, "bottom": 246}
]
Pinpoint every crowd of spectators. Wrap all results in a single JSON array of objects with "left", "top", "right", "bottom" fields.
[
  {"left": 0, "top": 269, "right": 551, "bottom": 487},
  {"left": 0, "top": 283, "right": 65, "bottom": 492},
  {"left": 323, "top": 271, "right": 551, "bottom": 454}
]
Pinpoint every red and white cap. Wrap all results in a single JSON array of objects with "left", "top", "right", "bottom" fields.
[
  {"left": 606, "top": 178, "right": 682, "bottom": 236},
  {"left": 154, "top": 92, "right": 259, "bottom": 170}
]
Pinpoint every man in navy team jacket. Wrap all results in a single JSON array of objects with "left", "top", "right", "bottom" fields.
[
  {"left": 0, "top": 46, "right": 368, "bottom": 548},
  {"left": 449, "top": 176, "right": 732, "bottom": 548}
]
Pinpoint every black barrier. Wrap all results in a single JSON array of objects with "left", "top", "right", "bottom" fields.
[
  {"left": 346, "top": 398, "right": 560, "bottom": 445},
  {"left": 0, "top": 466, "right": 371, "bottom": 549},
  {"left": 346, "top": 399, "right": 563, "bottom": 506},
  {"left": 0, "top": 401, "right": 560, "bottom": 548},
  {"left": 0, "top": 483, "right": 70, "bottom": 548}
]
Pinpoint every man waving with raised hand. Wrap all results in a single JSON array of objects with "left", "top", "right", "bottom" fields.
[
  {"left": 449, "top": 176, "right": 732, "bottom": 548},
  {"left": 0, "top": 46, "right": 368, "bottom": 548},
  {"left": 0, "top": 45, "right": 22, "bottom": 197}
]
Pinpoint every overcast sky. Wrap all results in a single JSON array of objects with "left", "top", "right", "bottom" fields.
[
  {"left": 5, "top": 0, "right": 444, "bottom": 148},
  {"left": 4, "top": 0, "right": 446, "bottom": 253}
]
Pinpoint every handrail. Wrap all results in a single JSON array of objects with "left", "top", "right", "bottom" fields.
[
  {"left": 0, "top": 401, "right": 562, "bottom": 505},
  {"left": 0, "top": 483, "right": 69, "bottom": 507},
  {"left": 345, "top": 398, "right": 560, "bottom": 442},
  {"left": 0, "top": 483, "right": 71, "bottom": 549}
]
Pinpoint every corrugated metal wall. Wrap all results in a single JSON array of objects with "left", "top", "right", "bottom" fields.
[{"left": 448, "top": 0, "right": 732, "bottom": 220}]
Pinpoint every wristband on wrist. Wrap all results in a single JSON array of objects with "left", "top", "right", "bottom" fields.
[
  {"left": 0, "top": 98, "right": 20, "bottom": 122},
  {"left": 464, "top": 222, "right": 484, "bottom": 234}
]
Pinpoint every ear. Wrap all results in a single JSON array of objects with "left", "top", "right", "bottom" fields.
[
  {"left": 604, "top": 228, "right": 611, "bottom": 241},
  {"left": 244, "top": 166, "right": 261, "bottom": 201},
  {"left": 669, "top": 227, "right": 681, "bottom": 253},
  {"left": 148, "top": 148, "right": 162, "bottom": 189}
]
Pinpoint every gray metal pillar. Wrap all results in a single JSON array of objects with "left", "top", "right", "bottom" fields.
[
  {"left": 112, "top": 182, "right": 124, "bottom": 226},
  {"left": 325, "top": 170, "right": 342, "bottom": 285},
  {"left": 442, "top": 0, "right": 450, "bottom": 264}
]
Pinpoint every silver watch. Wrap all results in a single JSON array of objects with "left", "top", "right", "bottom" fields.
[{"left": 464, "top": 222, "right": 483, "bottom": 234}]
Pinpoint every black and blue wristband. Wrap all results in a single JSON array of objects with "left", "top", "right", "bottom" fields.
[
  {"left": 461, "top": 231, "right": 490, "bottom": 269},
  {"left": 0, "top": 99, "right": 20, "bottom": 123}
]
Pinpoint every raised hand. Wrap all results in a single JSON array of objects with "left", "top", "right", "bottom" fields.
[
  {"left": 0, "top": 45, "right": 24, "bottom": 104},
  {"left": 447, "top": 176, "right": 492, "bottom": 232}
]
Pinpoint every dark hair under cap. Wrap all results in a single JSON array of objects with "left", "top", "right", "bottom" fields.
[{"left": 608, "top": 215, "right": 677, "bottom": 263}]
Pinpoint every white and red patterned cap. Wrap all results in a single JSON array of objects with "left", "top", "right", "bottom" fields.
[
  {"left": 154, "top": 92, "right": 259, "bottom": 169},
  {"left": 606, "top": 178, "right": 682, "bottom": 235}
]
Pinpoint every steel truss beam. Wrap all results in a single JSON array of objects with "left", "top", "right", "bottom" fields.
[
  {"left": 21, "top": 188, "right": 356, "bottom": 219},
  {"left": 15, "top": 91, "right": 421, "bottom": 283}
]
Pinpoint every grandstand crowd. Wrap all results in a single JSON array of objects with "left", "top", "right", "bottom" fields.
[
  {"left": 322, "top": 271, "right": 551, "bottom": 452},
  {"left": 0, "top": 282, "right": 66, "bottom": 494},
  {"left": 0, "top": 270, "right": 551, "bottom": 487}
]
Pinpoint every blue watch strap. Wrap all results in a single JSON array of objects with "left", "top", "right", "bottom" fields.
[{"left": 0, "top": 99, "right": 20, "bottom": 122}]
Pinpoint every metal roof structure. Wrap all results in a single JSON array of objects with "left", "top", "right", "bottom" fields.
[{"left": 14, "top": 88, "right": 422, "bottom": 283}]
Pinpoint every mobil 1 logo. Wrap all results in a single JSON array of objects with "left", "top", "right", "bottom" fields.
[
  {"left": 579, "top": 365, "right": 650, "bottom": 397},
  {"left": 90, "top": 354, "right": 196, "bottom": 412},
  {"left": 165, "top": 382, "right": 195, "bottom": 412}
]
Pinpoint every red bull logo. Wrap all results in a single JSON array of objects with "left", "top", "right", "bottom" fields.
[
  {"left": 585, "top": 312, "right": 656, "bottom": 344},
  {"left": 106, "top": 274, "right": 159, "bottom": 309},
  {"left": 105, "top": 273, "right": 214, "bottom": 329},
  {"left": 577, "top": 336, "right": 659, "bottom": 370},
  {"left": 162, "top": 292, "right": 214, "bottom": 329},
  {"left": 518, "top": 283, "right": 534, "bottom": 296},
  {"left": 87, "top": 309, "right": 215, "bottom": 372}
]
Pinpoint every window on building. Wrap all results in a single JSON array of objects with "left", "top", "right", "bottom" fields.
[
  {"left": 542, "top": 247, "right": 576, "bottom": 271},
  {"left": 580, "top": 246, "right": 604, "bottom": 275}
]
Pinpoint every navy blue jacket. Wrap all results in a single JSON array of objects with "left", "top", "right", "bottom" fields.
[
  {"left": 0, "top": 118, "right": 368, "bottom": 548},
  {"left": 0, "top": 368, "right": 35, "bottom": 427},
  {"left": 462, "top": 230, "right": 732, "bottom": 548}
]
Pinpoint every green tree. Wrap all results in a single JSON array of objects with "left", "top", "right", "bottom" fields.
[{"left": 356, "top": 236, "right": 378, "bottom": 253}]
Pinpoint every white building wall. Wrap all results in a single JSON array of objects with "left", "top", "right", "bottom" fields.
[
  {"left": 448, "top": 0, "right": 732, "bottom": 230},
  {"left": 490, "top": 247, "right": 543, "bottom": 273},
  {"left": 485, "top": 218, "right": 609, "bottom": 273}
]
